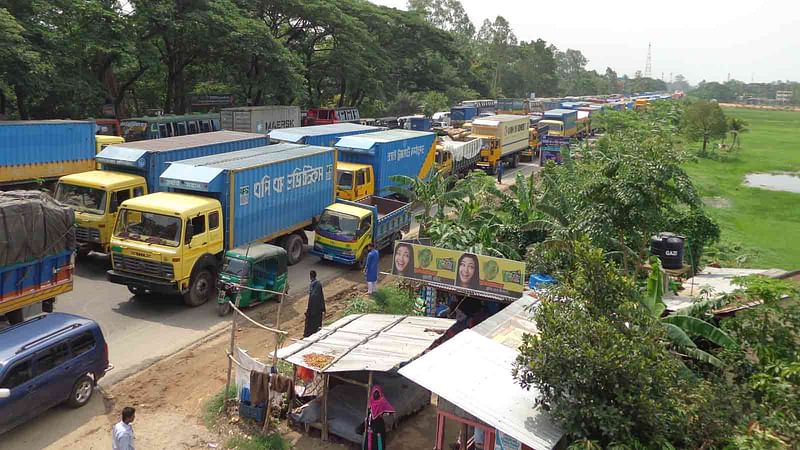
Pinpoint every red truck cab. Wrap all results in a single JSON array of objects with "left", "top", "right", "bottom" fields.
[{"left": 304, "top": 107, "right": 360, "bottom": 126}]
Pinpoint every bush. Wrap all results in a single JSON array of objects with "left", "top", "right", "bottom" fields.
[
  {"left": 226, "top": 434, "right": 289, "bottom": 450},
  {"left": 342, "top": 284, "right": 422, "bottom": 317},
  {"left": 203, "top": 384, "right": 237, "bottom": 427}
]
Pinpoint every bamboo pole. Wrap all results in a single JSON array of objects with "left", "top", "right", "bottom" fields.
[
  {"left": 322, "top": 374, "right": 330, "bottom": 441},
  {"left": 223, "top": 292, "right": 241, "bottom": 410},
  {"left": 262, "top": 287, "right": 287, "bottom": 434}
]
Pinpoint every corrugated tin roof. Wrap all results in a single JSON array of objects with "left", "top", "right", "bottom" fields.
[
  {"left": 399, "top": 329, "right": 563, "bottom": 450},
  {"left": 335, "top": 129, "right": 435, "bottom": 150},
  {"left": 170, "top": 143, "right": 304, "bottom": 167},
  {"left": 276, "top": 314, "right": 455, "bottom": 373},
  {"left": 268, "top": 123, "right": 382, "bottom": 142},
  {"left": 471, "top": 293, "right": 538, "bottom": 349},
  {"left": 108, "top": 130, "right": 261, "bottom": 152}
]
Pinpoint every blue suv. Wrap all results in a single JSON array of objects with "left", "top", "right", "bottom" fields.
[{"left": 0, "top": 313, "right": 112, "bottom": 435}]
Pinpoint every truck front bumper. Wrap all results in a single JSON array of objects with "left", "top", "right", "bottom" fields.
[
  {"left": 310, "top": 249, "right": 356, "bottom": 265},
  {"left": 106, "top": 270, "right": 182, "bottom": 295}
]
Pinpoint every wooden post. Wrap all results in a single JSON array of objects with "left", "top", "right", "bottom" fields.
[
  {"left": 322, "top": 374, "right": 330, "bottom": 441},
  {"left": 262, "top": 287, "right": 287, "bottom": 434},
  {"left": 435, "top": 412, "right": 446, "bottom": 450},
  {"left": 365, "top": 371, "right": 374, "bottom": 421},
  {"left": 223, "top": 294, "right": 241, "bottom": 410},
  {"left": 288, "top": 363, "right": 297, "bottom": 410},
  {"left": 460, "top": 422, "right": 468, "bottom": 450}
]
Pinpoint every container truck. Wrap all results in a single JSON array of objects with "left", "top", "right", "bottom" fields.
[
  {"left": 303, "top": 107, "right": 360, "bottom": 126},
  {"left": 470, "top": 115, "right": 530, "bottom": 174},
  {"left": 435, "top": 138, "right": 481, "bottom": 178},
  {"left": 221, "top": 106, "right": 301, "bottom": 134},
  {"left": 541, "top": 109, "right": 578, "bottom": 138},
  {"left": 450, "top": 106, "right": 478, "bottom": 127},
  {"left": 312, "top": 196, "right": 411, "bottom": 267},
  {"left": 521, "top": 122, "right": 549, "bottom": 162},
  {"left": 0, "top": 191, "right": 75, "bottom": 324},
  {"left": 106, "top": 144, "right": 336, "bottom": 306},
  {"left": 55, "top": 131, "right": 267, "bottom": 256},
  {"left": 409, "top": 117, "right": 432, "bottom": 131},
  {"left": 334, "top": 129, "right": 437, "bottom": 200},
  {"left": 268, "top": 123, "right": 384, "bottom": 147},
  {"left": 0, "top": 120, "right": 99, "bottom": 187}
]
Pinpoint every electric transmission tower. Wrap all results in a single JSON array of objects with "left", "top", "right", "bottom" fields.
[{"left": 644, "top": 43, "right": 652, "bottom": 78}]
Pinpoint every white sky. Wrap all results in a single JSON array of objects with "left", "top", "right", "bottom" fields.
[{"left": 370, "top": 0, "right": 800, "bottom": 84}]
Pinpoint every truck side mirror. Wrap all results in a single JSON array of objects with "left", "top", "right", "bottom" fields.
[{"left": 185, "top": 222, "right": 194, "bottom": 245}]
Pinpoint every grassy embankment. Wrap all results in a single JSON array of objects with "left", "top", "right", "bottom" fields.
[{"left": 685, "top": 108, "right": 800, "bottom": 269}]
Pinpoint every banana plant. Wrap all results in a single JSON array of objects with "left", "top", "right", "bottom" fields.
[{"left": 645, "top": 257, "right": 737, "bottom": 367}]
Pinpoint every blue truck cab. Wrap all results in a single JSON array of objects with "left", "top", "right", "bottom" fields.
[{"left": 0, "top": 313, "right": 111, "bottom": 434}]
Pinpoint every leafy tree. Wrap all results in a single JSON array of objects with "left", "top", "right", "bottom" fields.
[
  {"left": 475, "top": 16, "right": 516, "bottom": 96},
  {"left": 407, "top": 0, "right": 474, "bottom": 41},
  {"left": 669, "top": 73, "right": 691, "bottom": 92},
  {"left": 387, "top": 171, "right": 460, "bottom": 236},
  {"left": 683, "top": 100, "right": 728, "bottom": 156},
  {"left": 692, "top": 81, "right": 736, "bottom": 102},
  {"left": 728, "top": 116, "right": 749, "bottom": 150}
]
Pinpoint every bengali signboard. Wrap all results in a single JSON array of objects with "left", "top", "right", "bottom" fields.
[
  {"left": 391, "top": 242, "right": 525, "bottom": 299},
  {"left": 540, "top": 135, "right": 571, "bottom": 147}
]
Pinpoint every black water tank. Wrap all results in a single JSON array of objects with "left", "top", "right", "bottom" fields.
[
  {"left": 662, "top": 235, "right": 685, "bottom": 269},
  {"left": 650, "top": 235, "right": 665, "bottom": 257}
]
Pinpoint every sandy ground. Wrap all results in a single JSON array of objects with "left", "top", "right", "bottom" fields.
[{"left": 43, "top": 258, "right": 438, "bottom": 450}]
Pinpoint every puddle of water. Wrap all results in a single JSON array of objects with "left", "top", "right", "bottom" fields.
[{"left": 744, "top": 172, "right": 800, "bottom": 193}]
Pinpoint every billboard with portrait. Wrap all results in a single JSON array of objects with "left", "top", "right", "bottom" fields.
[{"left": 392, "top": 242, "right": 526, "bottom": 299}]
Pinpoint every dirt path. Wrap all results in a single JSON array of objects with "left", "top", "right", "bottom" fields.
[{"left": 45, "top": 257, "right": 436, "bottom": 449}]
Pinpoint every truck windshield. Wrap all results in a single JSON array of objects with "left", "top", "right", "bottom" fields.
[
  {"left": 317, "top": 210, "right": 359, "bottom": 241},
  {"left": 120, "top": 120, "right": 148, "bottom": 141},
  {"left": 337, "top": 170, "right": 353, "bottom": 190},
  {"left": 55, "top": 183, "right": 106, "bottom": 214},
  {"left": 114, "top": 209, "right": 181, "bottom": 247},
  {"left": 222, "top": 258, "right": 250, "bottom": 277}
]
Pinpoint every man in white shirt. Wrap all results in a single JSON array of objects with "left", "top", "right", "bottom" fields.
[{"left": 112, "top": 406, "right": 135, "bottom": 450}]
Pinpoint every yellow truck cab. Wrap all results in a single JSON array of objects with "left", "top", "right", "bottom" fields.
[
  {"left": 471, "top": 114, "right": 530, "bottom": 174},
  {"left": 56, "top": 171, "right": 146, "bottom": 255},
  {"left": 95, "top": 135, "right": 125, "bottom": 155},
  {"left": 108, "top": 192, "right": 224, "bottom": 306},
  {"left": 336, "top": 161, "right": 374, "bottom": 200}
]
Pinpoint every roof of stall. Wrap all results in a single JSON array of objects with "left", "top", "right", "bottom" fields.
[
  {"left": 276, "top": 314, "right": 455, "bottom": 373},
  {"left": 399, "top": 295, "right": 563, "bottom": 450}
]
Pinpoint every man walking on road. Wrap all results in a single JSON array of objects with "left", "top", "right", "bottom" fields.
[
  {"left": 496, "top": 161, "right": 504, "bottom": 184},
  {"left": 304, "top": 270, "right": 325, "bottom": 337},
  {"left": 112, "top": 407, "right": 135, "bottom": 450},
  {"left": 365, "top": 243, "right": 380, "bottom": 295}
]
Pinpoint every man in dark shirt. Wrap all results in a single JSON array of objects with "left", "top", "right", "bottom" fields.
[{"left": 304, "top": 270, "right": 325, "bottom": 337}]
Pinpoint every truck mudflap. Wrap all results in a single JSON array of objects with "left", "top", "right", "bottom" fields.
[{"left": 106, "top": 270, "right": 181, "bottom": 295}]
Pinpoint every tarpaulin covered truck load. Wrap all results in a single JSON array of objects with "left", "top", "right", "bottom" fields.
[
  {"left": 334, "top": 129, "right": 437, "bottom": 199},
  {"left": 0, "top": 120, "right": 96, "bottom": 185},
  {"left": 221, "top": 106, "right": 301, "bottom": 134},
  {"left": 56, "top": 131, "right": 268, "bottom": 255},
  {"left": 267, "top": 123, "right": 385, "bottom": 147},
  {"left": 107, "top": 143, "right": 337, "bottom": 306},
  {"left": 0, "top": 191, "right": 76, "bottom": 324}
]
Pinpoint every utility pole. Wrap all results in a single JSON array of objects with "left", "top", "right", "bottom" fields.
[{"left": 644, "top": 42, "right": 652, "bottom": 78}]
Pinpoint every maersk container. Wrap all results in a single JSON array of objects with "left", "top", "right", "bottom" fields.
[
  {"left": 220, "top": 106, "right": 301, "bottom": 134},
  {"left": 267, "top": 123, "right": 384, "bottom": 147},
  {"left": 335, "top": 129, "right": 437, "bottom": 197},
  {"left": 159, "top": 144, "right": 336, "bottom": 249},
  {"left": 95, "top": 131, "right": 268, "bottom": 192},
  {"left": 0, "top": 120, "right": 96, "bottom": 183}
]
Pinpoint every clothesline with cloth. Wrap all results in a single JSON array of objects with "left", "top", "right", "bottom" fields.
[{"left": 233, "top": 347, "right": 295, "bottom": 410}]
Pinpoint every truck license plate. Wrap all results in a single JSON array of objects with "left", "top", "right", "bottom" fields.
[{"left": 324, "top": 254, "right": 333, "bottom": 260}]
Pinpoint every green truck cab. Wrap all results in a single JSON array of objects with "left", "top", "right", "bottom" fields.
[
  {"left": 312, "top": 196, "right": 411, "bottom": 267},
  {"left": 216, "top": 244, "right": 288, "bottom": 316}
]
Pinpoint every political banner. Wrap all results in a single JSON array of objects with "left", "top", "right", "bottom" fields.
[{"left": 391, "top": 242, "right": 525, "bottom": 299}]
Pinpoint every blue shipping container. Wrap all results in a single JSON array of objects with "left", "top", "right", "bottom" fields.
[
  {"left": 95, "top": 131, "right": 268, "bottom": 192},
  {"left": 0, "top": 249, "right": 72, "bottom": 298},
  {"left": 335, "top": 129, "right": 437, "bottom": 197},
  {"left": 267, "top": 123, "right": 384, "bottom": 147},
  {"left": 450, "top": 106, "right": 478, "bottom": 122},
  {"left": 159, "top": 144, "right": 336, "bottom": 249},
  {"left": 409, "top": 117, "right": 432, "bottom": 131},
  {"left": 544, "top": 109, "right": 578, "bottom": 127},
  {"left": 0, "top": 120, "right": 95, "bottom": 165}
]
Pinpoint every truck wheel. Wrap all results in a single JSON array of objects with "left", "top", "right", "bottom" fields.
[
  {"left": 184, "top": 268, "right": 216, "bottom": 307},
  {"left": 216, "top": 301, "right": 232, "bottom": 316},
  {"left": 66, "top": 375, "right": 94, "bottom": 408},
  {"left": 5, "top": 308, "right": 24, "bottom": 325},
  {"left": 42, "top": 298, "right": 55, "bottom": 313},
  {"left": 283, "top": 234, "right": 304, "bottom": 266}
]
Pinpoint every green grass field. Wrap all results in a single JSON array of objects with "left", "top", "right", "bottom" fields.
[{"left": 684, "top": 108, "right": 800, "bottom": 269}]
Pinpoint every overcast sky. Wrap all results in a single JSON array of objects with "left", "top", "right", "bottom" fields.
[{"left": 369, "top": 0, "right": 800, "bottom": 84}]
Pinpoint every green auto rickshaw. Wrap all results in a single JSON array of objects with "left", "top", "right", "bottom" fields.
[{"left": 216, "top": 243, "right": 288, "bottom": 316}]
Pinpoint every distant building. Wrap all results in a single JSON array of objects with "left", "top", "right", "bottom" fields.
[{"left": 776, "top": 90, "right": 793, "bottom": 103}]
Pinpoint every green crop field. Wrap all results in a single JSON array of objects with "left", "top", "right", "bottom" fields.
[{"left": 685, "top": 108, "right": 800, "bottom": 269}]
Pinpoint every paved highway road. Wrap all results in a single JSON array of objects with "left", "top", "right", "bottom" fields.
[{"left": 2, "top": 161, "right": 539, "bottom": 449}]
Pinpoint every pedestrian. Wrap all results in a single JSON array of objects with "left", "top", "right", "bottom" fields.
[
  {"left": 357, "top": 385, "right": 395, "bottom": 450},
  {"left": 112, "top": 407, "right": 135, "bottom": 450},
  {"left": 304, "top": 270, "right": 325, "bottom": 337},
  {"left": 496, "top": 161, "right": 504, "bottom": 184},
  {"left": 364, "top": 243, "right": 380, "bottom": 295}
]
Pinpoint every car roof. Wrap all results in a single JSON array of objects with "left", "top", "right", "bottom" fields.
[{"left": 0, "top": 313, "right": 97, "bottom": 367}]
